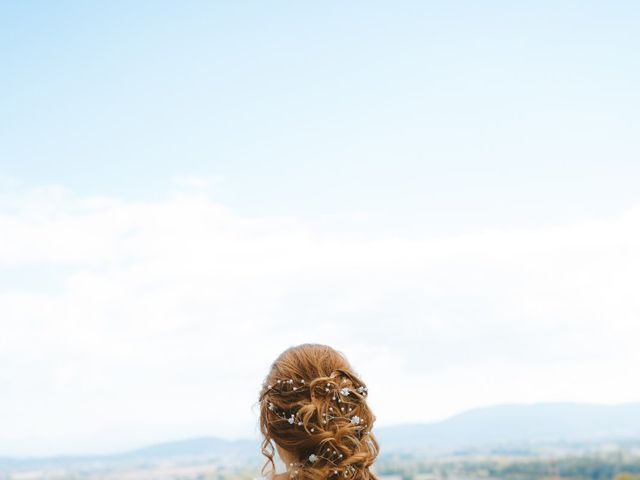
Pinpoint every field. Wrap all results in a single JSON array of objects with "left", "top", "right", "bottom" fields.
[{"left": 4, "top": 447, "right": 640, "bottom": 480}]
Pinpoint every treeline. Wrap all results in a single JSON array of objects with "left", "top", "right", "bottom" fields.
[{"left": 374, "top": 451, "right": 640, "bottom": 480}]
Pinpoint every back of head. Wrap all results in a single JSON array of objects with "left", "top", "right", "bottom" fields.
[{"left": 258, "top": 343, "right": 380, "bottom": 480}]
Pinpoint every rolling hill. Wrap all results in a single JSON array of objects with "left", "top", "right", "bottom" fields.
[{"left": 3, "top": 401, "right": 639, "bottom": 470}]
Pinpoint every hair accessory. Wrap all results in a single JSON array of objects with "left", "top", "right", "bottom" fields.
[
  {"left": 283, "top": 448, "right": 353, "bottom": 479},
  {"left": 264, "top": 378, "right": 307, "bottom": 395},
  {"left": 262, "top": 377, "right": 368, "bottom": 397},
  {"left": 267, "top": 401, "right": 303, "bottom": 426},
  {"left": 262, "top": 377, "right": 369, "bottom": 430}
]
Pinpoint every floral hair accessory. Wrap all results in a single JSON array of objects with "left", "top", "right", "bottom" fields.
[
  {"left": 262, "top": 376, "right": 368, "bottom": 398},
  {"left": 268, "top": 400, "right": 304, "bottom": 425},
  {"left": 263, "top": 374, "right": 368, "bottom": 396},
  {"left": 283, "top": 450, "right": 354, "bottom": 479},
  {"left": 261, "top": 375, "right": 369, "bottom": 432}
]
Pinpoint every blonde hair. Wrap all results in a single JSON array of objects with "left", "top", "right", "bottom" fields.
[{"left": 257, "top": 343, "right": 380, "bottom": 480}]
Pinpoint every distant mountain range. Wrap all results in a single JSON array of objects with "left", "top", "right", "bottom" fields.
[
  {"left": 375, "top": 401, "right": 640, "bottom": 453},
  {"left": 3, "top": 401, "right": 640, "bottom": 470}
]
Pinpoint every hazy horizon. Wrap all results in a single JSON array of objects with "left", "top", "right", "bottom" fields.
[{"left": 4, "top": 399, "right": 640, "bottom": 459}]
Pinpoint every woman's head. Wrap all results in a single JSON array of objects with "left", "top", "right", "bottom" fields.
[{"left": 258, "top": 344, "right": 380, "bottom": 480}]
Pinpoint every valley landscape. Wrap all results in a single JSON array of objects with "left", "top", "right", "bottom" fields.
[{"left": 3, "top": 402, "right": 640, "bottom": 480}]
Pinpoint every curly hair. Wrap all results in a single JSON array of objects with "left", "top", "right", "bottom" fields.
[{"left": 257, "top": 344, "right": 380, "bottom": 480}]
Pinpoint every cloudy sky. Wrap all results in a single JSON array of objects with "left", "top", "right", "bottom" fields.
[{"left": 2, "top": 1, "right": 640, "bottom": 457}]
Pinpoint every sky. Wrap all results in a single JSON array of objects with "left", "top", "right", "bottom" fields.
[{"left": 1, "top": 1, "right": 640, "bottom": 457}]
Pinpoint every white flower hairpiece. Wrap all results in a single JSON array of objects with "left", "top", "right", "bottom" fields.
[
  {"left": 263, "top": 377, "right": 368, "bottom": 398},
  {"left": 280, "top": 448, "right": 360, "bottom": 479},
  {"left": 261, "top": 376, "right": 369, "bottom": 432}
]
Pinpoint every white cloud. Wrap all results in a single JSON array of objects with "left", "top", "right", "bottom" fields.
[{"left": 0, "top": 183, "right": 639, "bottom": 456}]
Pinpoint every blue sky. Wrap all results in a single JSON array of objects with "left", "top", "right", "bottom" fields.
[
  {"left": 1, "top": 1, "right": 640, "bottom": 457},
  {"left": 3, "top": 1, "right": 639, "bottom": 233}
]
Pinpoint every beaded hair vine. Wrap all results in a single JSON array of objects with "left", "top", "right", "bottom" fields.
[
  {"left": 262, "top": 376, "right": 369, "bottom": 431},
  {"left": 283, "top": 450, "right": 359, "bottom": 479},
  {"left": 260, "top": 376, "right": 372, "bottom": 478}
]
